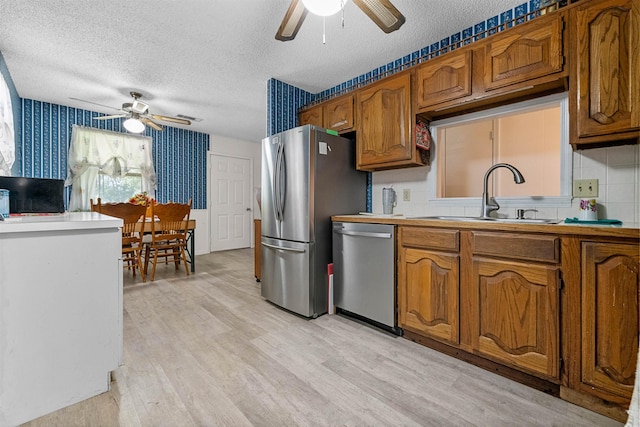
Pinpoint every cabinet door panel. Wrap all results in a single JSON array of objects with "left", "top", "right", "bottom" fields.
[
  {"left": 472, "top": 258, "right": 559, "bottom": 378},
  {"left": 400, "top": 247, "right": 459, "bottom": 345},
  {"left": 574, "top": 0, "right": 640, "bottom": 138},
  {"left": 484, "top": 16, "right": 564, "bottom": 91},
  {"left": 581, "top": 242, "right": 639, "bottom": 401},
  {"left": 324, "top": 95, "right": 354, "bottom": 132},
  {"left": 416, "top": 50, "right": 472, "bottom": 109},
  {"left": 357, "top": 73, "right": 412, "bottom": 168},
  {"left": 299, "top": 106, "right": 323, "bottom": 127}
]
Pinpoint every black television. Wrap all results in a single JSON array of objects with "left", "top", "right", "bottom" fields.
[{"left": 0, "top": 177, "right": 65, "bottom": 214}]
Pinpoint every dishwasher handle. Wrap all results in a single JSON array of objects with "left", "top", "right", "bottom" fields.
[{"left": 334, "top": 229, "right": 392, "bottom": 239}]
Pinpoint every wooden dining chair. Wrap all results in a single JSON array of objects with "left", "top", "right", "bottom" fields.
[
  {"left": 90, "top": 198, "right": 102, "bottom": 213},
  {"left": 96, "top": 200, "right": 148, "bottom": 282},
  {"left": 144, "top": 199, "right": 192, "bottom": 281}
]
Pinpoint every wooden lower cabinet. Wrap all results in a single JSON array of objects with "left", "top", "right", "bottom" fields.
[
  {"left": 469, "top": 231, "right": 561, "bottom": 379},
  {"left": 396, "top": 223, "right": 639, "bottom": 422},
  {"left": 471, "top": 257, "right": 560, "bottom": 378},
  {"left": 399, "top": 247, "right": 460, "bottom": 345},
  {"left": 398, "top": 227, "right": 461, "bottom": 345},
  {"left": 580, "top": 241, "right": 639, "bottom": 403},
  {"left": 399, "top": 227, "right": 560, "bottom": 379}
]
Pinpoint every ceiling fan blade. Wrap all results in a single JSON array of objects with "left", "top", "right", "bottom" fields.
[
  {"left": 150, "top": 114, "right": 191, "bottom": 125},
  {"left": 70, "top": 97, "right": 121, "bottom": 111},
  {"left": 141, "top": 117, "right": 163, "bottom": 131},
  {"left": 275, "top": 0, "right": 308, "bottom": 41},
  {"left": 93, "top": 114, "right": 127, "bottom": 120},
  {"left": 352, "top": 0, "right": 405, "bottom": 33}
]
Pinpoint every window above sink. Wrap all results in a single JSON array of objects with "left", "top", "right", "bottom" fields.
[{"left": 428, "top": 92, "right": 572, "bottom": 210}]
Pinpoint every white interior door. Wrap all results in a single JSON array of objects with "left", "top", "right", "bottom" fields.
[{"left": 210, "top": 154, "right": 252, "bottom": 251}]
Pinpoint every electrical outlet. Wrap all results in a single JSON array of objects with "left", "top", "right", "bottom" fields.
[
  {"left": 573, "top": 179, "right": 599, "bottom": 197},
  {"left": 403, "top": 189, "right": 410, "bottom": 201}
]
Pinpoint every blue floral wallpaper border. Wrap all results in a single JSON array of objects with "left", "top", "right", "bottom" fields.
[{"left": 20, "top": 98, "right": 210, "bottom": 209}]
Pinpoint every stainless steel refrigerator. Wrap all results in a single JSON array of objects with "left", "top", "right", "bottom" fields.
[{"left": 261, "top": 125, "right": 366, "bottom": 318}]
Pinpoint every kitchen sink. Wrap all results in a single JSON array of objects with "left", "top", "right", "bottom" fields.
[
  {"left": 409, "top": 215, "right": 561, "bottom": 224},
  {"left": 409, "top": 216, "right": 487, "bottom": 221},
  {"left": 490, "top": 217, "right": 561, "bottom": 224}
]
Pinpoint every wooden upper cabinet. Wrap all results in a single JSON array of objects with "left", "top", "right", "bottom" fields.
[
  {"left": 324, "top": 95, "right": 354, "bottom": 132},
  {"left": 484, "top": 14, "right": 565, "bottom": 91},
  {"left": 581, "top": 241, "right": 639, "bottom": 403},
  {"left": 571, "top": 0, "right": 639, "bottom": 146},
  {"left": 357, "top": 71, "right": 423, "bottom": 171},
  {"left": 299, "top": 105, "right": 323, "bottom": 128},
  {"left": 416, "top": 50, "right": 472, "bottom": 110}
]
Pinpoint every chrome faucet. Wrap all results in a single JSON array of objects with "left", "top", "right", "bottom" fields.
[{"left": 481, "top": 163, "right": 525, "bottom": 218}]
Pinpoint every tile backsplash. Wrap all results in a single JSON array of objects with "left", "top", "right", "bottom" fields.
[{"left": 372, "top": 144, "right": 640, "bottom": 225}]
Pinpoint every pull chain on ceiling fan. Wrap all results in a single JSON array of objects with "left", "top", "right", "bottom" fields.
[{"left": 276, "top": 0, "right": 405, "bottom": 42}]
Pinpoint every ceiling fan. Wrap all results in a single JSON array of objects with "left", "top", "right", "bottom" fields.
[
  {"left": 71, "top": 91, "right": 191, "bottom": 133},
  {"left": 276, "top": 0, "right": 405, "bottom": 41}
]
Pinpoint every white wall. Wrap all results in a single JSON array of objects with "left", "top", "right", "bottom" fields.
[
  {"left": 372, "top": 143, "right": 640, "bottom": 225},
  {"left": 190, "top": 209, "right": 210, "bottom": 255}
]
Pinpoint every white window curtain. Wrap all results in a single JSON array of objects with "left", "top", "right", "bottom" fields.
[
  {"left": 0, "top": 73, "right": 15, "bottom": 176},
  {"left": 66, "top": 125, "right": 156, "bottom": 211}
]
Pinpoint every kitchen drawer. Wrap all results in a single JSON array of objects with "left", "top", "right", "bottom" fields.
[
  {"left": 399, "top": 227, "right": 459, "bottom": 252},
  {"left": 472, "top": 232, "right": 559, "bottom": 263}
]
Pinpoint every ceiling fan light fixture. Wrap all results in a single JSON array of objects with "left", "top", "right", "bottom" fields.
[
  {"left": 123, "top": 116, "right": 145, "bottom": 133},
  {"left": 301, "top": 0, "right": 348, "bottom": 16}
]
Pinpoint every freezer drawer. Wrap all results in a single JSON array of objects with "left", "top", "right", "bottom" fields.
[
  {"left": 332, "top": 222, "right": 396, "bottom": 329},
  {"left": 261, "top": 236, "right": 317, "bottom": 317}
]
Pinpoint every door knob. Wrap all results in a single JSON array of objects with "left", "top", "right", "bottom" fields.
[{"left": 246, "top": 208, "right": 251, "bottom": 211}]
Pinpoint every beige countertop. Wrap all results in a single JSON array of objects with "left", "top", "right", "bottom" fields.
[{"left": 332, "top": 214, "right": 640, "bottom": 240}]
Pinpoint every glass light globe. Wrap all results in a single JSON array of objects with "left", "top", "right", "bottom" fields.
[
  {"left": 123, "top": 117, "right": 145, "bottom": 133},
  {"left": 301, "top": 0, "right": 348, "bottom": 16}
]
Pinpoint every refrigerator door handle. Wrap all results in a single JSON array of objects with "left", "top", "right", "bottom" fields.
[
  {"left": 333, "top": 229, "right": 393, "bottom": 239},
  {"left": 278, "top": 143, "right": 286, "bottom": 221},
  {"left": 261, "top": 242, "right": 306, "bottom": 253},
  {"left": 274, "top": 140, "right": 285, "bottom": 221}
]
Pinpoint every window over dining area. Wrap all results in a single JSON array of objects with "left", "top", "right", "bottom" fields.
[
  {"left": 97, "top": 173, "right": 143, "bottom": 203},
  {"left": 66, "top": 125, "right": 156, "bottom": 211}
]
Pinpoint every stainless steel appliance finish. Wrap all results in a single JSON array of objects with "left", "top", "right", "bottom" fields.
[
  {"left": 332, "top": 222, "right": 397, "bottom": 330},
  {"left": 261, "top": 125, "right": 366, "bottom": 318}
]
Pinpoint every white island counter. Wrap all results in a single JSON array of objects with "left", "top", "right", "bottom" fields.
[{"left": 0, "top": 212, "right": 123, "bottom": 426}]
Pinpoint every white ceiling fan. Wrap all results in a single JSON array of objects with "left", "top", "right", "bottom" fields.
[
  {"left": 71, "top": 91, "right": 191, "bottom": 133},
  {"left": 276, "top": 0, "right": 406, "bottom": 41}
]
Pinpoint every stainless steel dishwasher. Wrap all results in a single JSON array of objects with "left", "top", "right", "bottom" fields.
[{"left": 332, "top": 222, "right": 399, "bottom": 334}]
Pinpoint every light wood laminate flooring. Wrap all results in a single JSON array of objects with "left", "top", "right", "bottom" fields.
[{"left": 23, "top": 249, "right": 622, "bottom": 426}]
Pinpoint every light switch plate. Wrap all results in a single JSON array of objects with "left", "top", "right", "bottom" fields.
[
  {"left": 573, "top": 179, "right": 599, "bottom": 197},
  {"left": 403, "top": 189, "right": 410, "bottom": 201}
]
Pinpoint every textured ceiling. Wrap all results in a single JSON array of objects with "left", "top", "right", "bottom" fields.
[{"left": 0, "top": 0, "right": 524, "bottom": 143}]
